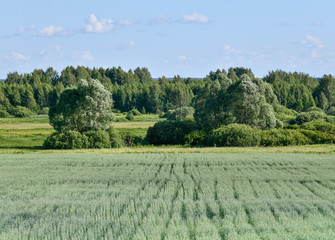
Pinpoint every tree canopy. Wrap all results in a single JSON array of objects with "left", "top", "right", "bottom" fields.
[{"left": 49, "top": 79, "right": 114, "bottom": 133}]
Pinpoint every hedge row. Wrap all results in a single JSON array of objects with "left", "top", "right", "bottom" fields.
[
  {"left": 43, "top": 128, "right": 145, "bottom": 149},
  {"left": 146, "top": 120, "right": 335, "bottom": 147}
]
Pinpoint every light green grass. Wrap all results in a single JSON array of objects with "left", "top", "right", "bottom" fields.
[
  {"left": 0, "top": 116, "right": 156, "bottom": 151},
  {"left": 0, "top": 153, "right": 334, "bottom": 239}
]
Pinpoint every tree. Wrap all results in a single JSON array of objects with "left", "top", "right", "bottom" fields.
[
  {"left": 194, "top": 74, "right": 281, "bottom": 131},
  {"left": 49, "top": 79, "right": 114, "bottom": 133},
  {"left": 225, "top": 75, "right": 280, "bottom": 129}
]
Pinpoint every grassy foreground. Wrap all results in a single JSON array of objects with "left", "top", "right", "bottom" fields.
[{"left": 0, "top": 153, "right": 334, "bottom": 239}]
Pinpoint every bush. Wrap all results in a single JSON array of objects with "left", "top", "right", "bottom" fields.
[
  {"left": 211, "top": 124, "right": 260, "bottom": 147},
  {"left": 106, "top": 127, "right": 124, "bottom": 148},
  {"left": 128, "top": 108, "right": 141, "bottom": 116},
  {"left": 306, "top": 106, "right": 324, "bottom": 112},
  {"left": 43, "top": 131, "right": 88, "bottom": 149},
  {"left": 184, "top": 130, "right": 208, "bottom": 146},
  {"left": 301, "top": 120, "right": 335, "bottom": 135},
  {"left": 126, "top": 112, "right": 134, "bottom": 121},
  {"left": 294, "top": 111, "right": 327, "bottom": 125},
  {"left": 165, "top": 107, "right": 195, "bottom": 121},
  {"left": 299, "top": 130, "right": 335, "bottom": 144},
  {"left": 38, "top": 107, "right": 49, "bottom": 115},
  {"left": 84, "top": 129, "right": 111, "bottom": 148},
  {"left": 146, "top": 120, "right": 195, "bottom": 145},
  {"left": 10, "top": 106, "right": 34, "bottom": 118},
  {"left": 0, "top": 110, "right": 9, "bottom": 118},
  {"left": 327, "top": 106, "right": 335, "bottom": 116},
  {"left": 119, "top": 131, "right": 147, "bottom": 146},
  {"left": 114, "top": 116, "right": 128, "bottom": 122},
  {"left": 260, "top": 129, "right": 311, "bottom": 146}
]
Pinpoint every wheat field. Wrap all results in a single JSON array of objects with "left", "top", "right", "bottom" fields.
[{"left": 0, "top": 153, "right": 334, "bottom": 239}]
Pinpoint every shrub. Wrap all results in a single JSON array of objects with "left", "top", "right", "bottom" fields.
[
  {"left": 301, "top": 120, "right": 335, "bottom": 135},
  {"left": 212, "top": 124, "right": 260, "bottom": 147},
  {"left": 114, "top": 116, "right": 128, "bottom": 122},
  {"left": 119, "top": 131, "right": 147, "bottom": 146},
  {"left": 128, "top": 108, "right": 141, "bottom": 116},
  {"left": 146, "top": 120, "right": 195, "bottom": 145},
  {"left": 10, "top": 106, "right": 34, "bottom": 118},
  {"left": 126, "top": 112, "right": 134, "bottom": 121},
  {"left": 165, "top": 107, "right": 195, "bottom": 121},
  {"left": 294, "top": 111, "right": 327, "bottom": 125},
  {"left": 38, "top": 107, "right": 49, "bottom": 115},
  {"left": 260, "top": 129, "right": 311, "bottom": 146},
  {"left": 84, "top": 129, "right": 111, "bottom": 148},
  {"left": 0, "top": 110, "right": 9, "bottom": 118},
  {"left": 184, "top": 130, "right": 208, "bottom": 146},
  {"left": 327, "top": 106, "right": 335, "bottom": 116},
  {"left": 299, "top": 130, "right": 335, "bottom": 144},
  {"left": 306, "top": 106, "right": 324, "bottom": 112},
  {"left": 43, "top": 131, "right": 88, "bottom": 149},
  {"left": 106, "top": 127, "right": 124, "bottom": 148}
]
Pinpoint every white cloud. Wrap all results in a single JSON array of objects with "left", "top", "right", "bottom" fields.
[
  {"left": 39, "top": 25, "right": 65, "bottom": 37},
  {"left": 12, "top": 52, "right": 29, "bottom": 60},
  {"left": 40, "top": 45, "right": 63, "bottom": 60},
  {"left": 181, "top": 13, "right": 209, "bottom": 24},
  {"left": 85, "top": 14, "right": 114, "bottom": 33},
  {"left": 118, "top": 19, "right": 132, "bottom": 25},
  {"left": 18, "top": 26, "right": 25, "bottom": 33},
  {"left": 302, "top": 34, "right": 324, "bottom": 48},
  {"left": 178, "top": 55, "right": 187, "bottom": 60},
  {"left": 118, "top": 41, "right": 135, "bottom": 50},
  {"left": 223, "top": 45, "right": 241, "bottom": 54},
  {"left": 73, "top": 50, "right": 94, "bottom": 61}
]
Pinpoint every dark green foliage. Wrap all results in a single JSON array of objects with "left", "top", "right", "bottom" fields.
[
  {"left": 128, "top": 108, "right": 141, "bottom": 116},
  {"left": 106, "top": 127, "right": 124, "bottom": 148},
  {"left": 43, "top": 131, "right": 88, "bottom": 149},
  {"left": 301, "top": 120, "right": 335, "bottom": 134},
  {"left": 146, "top": 120, "right": 195, "bottom": 145},
  {"left": 328, "top": 106, "right": 335, "bottom": 116},
  {"left": 83, "top": 130, "right": 111, "bottom": 148},
  {"left": 211, "top": 124, "right": 260, "bottom": 147},
  {"left": 260, "top": 129, "right": 311, "bottom": 146},
  {"left": 0, "top": 109, "right": 9, "bottom": 118},
  {"left": 38, "top": 107, "right": 49, "bottom": 115},
  {"left": 306, "top": 106, "right": 324, "bottom": 112},
  {"left": 294, "top": 111, "right": 328, "bottom": 125},
  {"left": 313, "top": 74, "right": 335, "bottom": 111},
  {"left": 119, "top": 131, "right": 147, "bottom": 146},
  {"left": 126, "top": 112, "right": 135, "bottom": 121},
  {"left": 9, "top": 106, "right": 34, "bottom": 118},
  {"left": 184, "top": 130, "right": 208, "bottom": 146},
  {"left": 299, "top": 130, "right": 335, "bottom": 144},
  {"left": 263, "top": 70, "right": 318, "bottom": 111},
  {"left": 164, "top": 107, "right": 195, "bottom": 120}
]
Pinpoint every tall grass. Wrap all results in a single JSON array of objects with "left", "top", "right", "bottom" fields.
[{"left": 0, "top": 153, "right": 334, "bottom": 239}]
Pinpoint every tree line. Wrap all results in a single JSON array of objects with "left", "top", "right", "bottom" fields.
[{"left": 0, "top": 66, "right": 335, "bottom": 116}]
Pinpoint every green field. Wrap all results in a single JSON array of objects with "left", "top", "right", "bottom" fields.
[
  {"left": 0, "top": 115, "right": 157, "bottom": 151},
  {"left": 0, "top": 153, "right": 334, "bottom": 239}
]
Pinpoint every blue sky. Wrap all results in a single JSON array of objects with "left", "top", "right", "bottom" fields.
[{"left": 1, "top": 0, "right": 334, "bottom": 78}]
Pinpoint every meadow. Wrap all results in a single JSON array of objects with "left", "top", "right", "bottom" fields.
[
  {"left": 0, "top": 153, "right": 334, "bottom": 239},
  {"left": 0, "top": 115, "right": 157, "bottom": 151},
  {"left": 1, "top": 115, "right": 334, "bottom": 154}
]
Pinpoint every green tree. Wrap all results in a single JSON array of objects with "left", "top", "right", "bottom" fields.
[{"left": 49, "top": 79, "right": 114, "bottom": 133}]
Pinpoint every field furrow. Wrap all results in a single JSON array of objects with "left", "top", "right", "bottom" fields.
[{"left": 0, "top": 153, "right": 334, "bottom": 239}]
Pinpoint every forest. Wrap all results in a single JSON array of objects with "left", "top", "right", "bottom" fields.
[
  {"left": 0, "top": 66, "right": 334, "bottom": 115},
  {"left": 0, "top": 66, "right": 334, "bottom": 148}
]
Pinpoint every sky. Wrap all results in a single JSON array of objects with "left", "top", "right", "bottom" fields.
[{"left": 1, "top": 0, "right": 335, "bottom": 79}]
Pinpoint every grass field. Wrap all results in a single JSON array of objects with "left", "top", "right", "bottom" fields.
[
  {"left": 0, "top": 115, "right": 157, "bottom": 151},
  {"left": 0, "top": 153, "right": 334, "bottom": 239}
]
